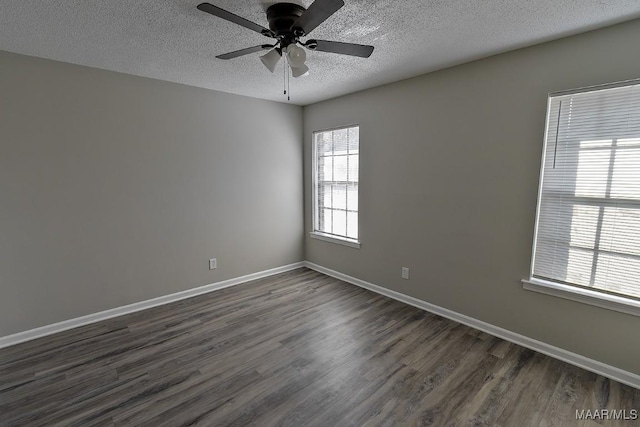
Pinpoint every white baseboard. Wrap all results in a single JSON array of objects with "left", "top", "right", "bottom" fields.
[
  {"left": 0, "top": 262, "right": 305, "bottom": 349},
  {"left": 3, "top": 260, "right": 638, "bottom": 390},
  {"left": 303, "top": 261, "right": 640, "bottom": 390}
]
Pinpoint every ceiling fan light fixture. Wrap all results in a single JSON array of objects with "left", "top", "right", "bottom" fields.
[
  {"left": 286, "top": 44, "right": 307, "bottom": 68},
  {"left": 260, "top": 48, "right": 282, "bottom": 73},
  {"left": 291, "top": 63, "right": 310, "bottom": 78},
  {"left": 197, "top": 0, "right": 374, "bottom": 95}
]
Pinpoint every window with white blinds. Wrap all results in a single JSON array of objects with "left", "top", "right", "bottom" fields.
[
  {"left": 312, "top": 126, "right": 359, "bottom": 244},
  {"left": 531, "top": 80, "right": 640, "bottom": 300}
]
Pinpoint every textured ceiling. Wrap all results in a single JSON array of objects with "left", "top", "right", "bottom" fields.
[{"left": 1, "top": 1, "right": 640, "bottom": 105}]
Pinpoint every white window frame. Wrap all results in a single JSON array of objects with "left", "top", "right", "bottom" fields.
[
  {"left": 523, "top": 79, "right": 640, "bottom": 317},
  {"left": 310, "top": 125, "right": 360, "bottom": 248}
]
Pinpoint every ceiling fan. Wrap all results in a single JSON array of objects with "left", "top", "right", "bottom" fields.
[{"left": 196, "top": 0, "right": 374, "bottom": 78}]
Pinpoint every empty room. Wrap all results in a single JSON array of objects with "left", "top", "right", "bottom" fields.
[{"left": 2, "top": 0, "right": 640, "bottom": 425}]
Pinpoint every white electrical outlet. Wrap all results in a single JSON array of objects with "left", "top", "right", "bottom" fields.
[
  {"left": 402, "top": 267, "right": 409, "bottom": 280},
  {"left": 209, "top": 258, "right": 217, "bottom": 270}
]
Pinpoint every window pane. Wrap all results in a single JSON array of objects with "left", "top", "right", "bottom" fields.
[
  {"left": 333, "top": 209, "right": 347, "bottom": 237},
  {"left": 347, "top": 212, "right": 358, "bottom": 239},
  {"left": 333, "top": 185, "right": 347, "bottom": 210},
  {"left": 600, "top": 207, "right": 640, "bottom": 257},
  {"left": 570, "top": 204, "right": 599, "bottom": 249},
  {"left": 320, "top": 208, "right": 333, "bottom": 234},
  {"left": 348, "top": 155, "right": 359, "bottom": 183},
  {"left": 334, "top": 155, "right": 348, "bottom": 181},
  {"left": 347, "top": 184, "right": 358, "bottom": 211},
  {"left": 320, "top": 156, "right": 333, "bottom": 182},
  {"left": 611, "top": 147, "right": 640, "bottom": 200},
  {"left": 565, "top": 248, "right": 593, "bottom": 286},
  {"left": 595, "top": 253, "right": 640, "bottom": 298},
  {"left": 321, "top": 184, "right": 332, "bottom": 208},
  {"left": 334, "top": 128, "right": 348, "bottom": 153},
  {"left": 317, "top": 132, "right": 333, "bottom": 154},
  {"left": 575, "top": 148, "right": 610, "bottom": 198},
  {"left": 348, "top": 127, "right": 359, "bottom": 152}
]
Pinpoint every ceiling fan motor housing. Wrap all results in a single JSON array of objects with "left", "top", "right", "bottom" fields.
[{"left": 266, "top": 3, "right": 306, "bottom": 37}]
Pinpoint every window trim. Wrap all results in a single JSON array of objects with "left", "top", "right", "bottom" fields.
[
  {"left": 549, "top": 77, "right": 640, "bottom": 97},
  {"left": 311, "top": 125, "right": 361, "bottom": 247},
  {"left": 309, "top": 231, "right": 361, "bottom": 248},
  {"left": 522, "top": 277, "right": 640, "bottom": 318},
  {"left": 525, "top": 80, "right": 640, "bottom": 314},
  {"left": 528, "top": 95, "right": 553, "bottom": 282}
]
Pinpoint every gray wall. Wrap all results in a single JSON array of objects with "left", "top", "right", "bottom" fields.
[
  {"left": 303, "top": 19, "right": 640, "bottom": 374},
  {"left": 0, "top": 51, "right": 303, "bottom": 336}
]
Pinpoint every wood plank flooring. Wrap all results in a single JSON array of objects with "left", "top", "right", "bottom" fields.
[{"left": 1, "top": 268, "right": 639, "bottom": 426}]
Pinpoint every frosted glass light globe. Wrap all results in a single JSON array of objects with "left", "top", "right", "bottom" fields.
[
  {"left": 291, "top": 64, "right": 309, "bottom": 78},
  {"left": 260, "top": 48, "right": 282, "bottom": 73},
  {"left": 287, "top": 44, "right": 306, "bottom": 68}
]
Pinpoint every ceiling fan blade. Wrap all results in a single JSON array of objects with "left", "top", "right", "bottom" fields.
[
  {"left": 197, "top": 3, "right": 274, "bottom": 37},
  {"left": 292, "top": 0, "right": 344, "bottom": 36},
  {"left": 310, "top": 40, "right": 374, "bottom": 58},
  {"left": 216, "top": 44, "right": 274, "bottom": 60}
]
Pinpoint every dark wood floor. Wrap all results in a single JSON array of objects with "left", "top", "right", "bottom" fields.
[{"left": 1, "top": 268, "right": 639, "bottom": 427}]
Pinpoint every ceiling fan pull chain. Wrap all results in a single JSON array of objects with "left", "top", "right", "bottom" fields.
[
  {"left": 282, "top": 53, "right": 290, "bottom": 101},
  {"left": 288, "top": 61, "right": 291, "bottom": 101},
  {"left": 283, "top": 54, "right": 287, "bottom": 96}
]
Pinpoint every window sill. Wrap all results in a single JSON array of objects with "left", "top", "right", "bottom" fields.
[
  {"left": 309, "top": 232, "right": 360, "bottom": 249},
  {"left": 522, "top": 277, "right": 640, "bottom": 317}
]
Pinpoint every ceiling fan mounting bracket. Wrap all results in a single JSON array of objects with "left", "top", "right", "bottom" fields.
[
  {"left": 266, "top": 3, "right": 306, "bottom": 37},
  {"left": 304, "top": 39, "right": 319, "bottom": 50}
]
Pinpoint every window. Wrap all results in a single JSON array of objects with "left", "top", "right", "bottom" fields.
[
  {"left": 312, "top": 125, "right": 359, "bottom": 247},
  {"left": 527, "top": 80, "right": 640, "bottom": 310}
]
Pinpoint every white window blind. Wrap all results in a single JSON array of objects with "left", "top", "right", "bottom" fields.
[
  {"left": 532, "top": 81, "right": 640, "bottom": 300},
  {"left": 313, "top": 126, "right": 359, "bottom": 242}
]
